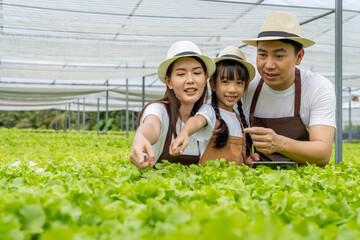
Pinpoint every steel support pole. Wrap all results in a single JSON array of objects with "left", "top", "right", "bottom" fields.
[
  {"left": 106, "top": 90, "right": 109, "bottom": 135},
  {"left": 83, "top": 98, "right": 86, "bottom": 134},
  {"left": 68, "top": 102, "right": 71, "bottom": 133},
  {"left": 55, "top": 108, "right": 57, "bottom": 131},
  {"left": 348, "top": 88, "right": 352, "bottom": 142},
  {"left": 132, "top": 110, "right": 135, "bottom": 130},
  {"left": 77, "top": 99, "right": 80, "bottom": 133},
  {"left": 121, "top": 110, "right": 123, "bottom": 131},
  {"left": 54, "top": 108, "right": 57, "bottom": 131},
  {"left": 126, "top": 78, "right": 129, "bottom": 138},
  {"left": 56, "top": 108, "right": 59, "bottom": 132},
  {"left": 335, "top": 0, "right": 343, "bottom": 164},
  {"left": 64, "top": 105, "right": 67, "bottom": 133},
  {"left": 97, "top": 98, "right": 100, "bottom": 136},
  {"left": 58, "top": 108, "right": 60, "bottom": 131}
]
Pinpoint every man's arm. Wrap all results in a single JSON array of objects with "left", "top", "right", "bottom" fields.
[{"left": 244, "top": 124, "right": 335, "bottom": 166}]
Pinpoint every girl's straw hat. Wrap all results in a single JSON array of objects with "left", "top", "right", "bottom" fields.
[
  {"left": 242, "top": 11, "right": 315, "bottom": 48},
  {"left": 213, "top": 46, "right": 256, "bottom": 81},
  {"left": 157, "top": 41, "right": 216, "bottom": 83}
]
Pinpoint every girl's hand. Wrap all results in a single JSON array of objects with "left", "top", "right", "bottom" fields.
[
  {"left": 244, "top": 152, "right": 260, "bottom": 167},
  {"left": 169, "top": 132, "right": 189, "bottom": 156},
  {"left": 129, "top": 133, "right": 155, "bottom": 169}
]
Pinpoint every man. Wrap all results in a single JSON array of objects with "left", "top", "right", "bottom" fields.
[{"left": 242, "top": 11, "right": 335, "bottom": 167}]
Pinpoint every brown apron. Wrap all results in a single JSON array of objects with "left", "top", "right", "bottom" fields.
[
  {"left": 249, "top": 68, "right": 309, "bottom": 162},
  {"left": 157, "top": 121, "right": 199, "bottom": 166},
  {"left": 199, "top": 113, "right": 246, "bottom": 165}
]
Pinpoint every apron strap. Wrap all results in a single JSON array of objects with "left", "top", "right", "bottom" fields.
[
  {"left": 162, "top": 119, "right": 172, "bottom": 153},
  {"left": 294, "top": 68, "right": 301, "bottom": 117},
  {"left": 250, "top": 78, "right": 264, "bottom": 116}
]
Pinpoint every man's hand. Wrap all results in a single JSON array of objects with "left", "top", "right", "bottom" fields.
[
  {"left": 244, "top": 125, "right": 334, "bottom": 167},
  {"left": 244, "top": 127, "right": 283, "bottom": 154}
]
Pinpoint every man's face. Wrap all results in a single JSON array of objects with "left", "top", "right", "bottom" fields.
[{"left": 256, "top": 41, "right": 304, "bottom": 91}]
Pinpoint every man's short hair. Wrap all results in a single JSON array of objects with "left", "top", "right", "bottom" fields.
[{"left": 278, "top": 39, "right": 303, "bottom": 55}]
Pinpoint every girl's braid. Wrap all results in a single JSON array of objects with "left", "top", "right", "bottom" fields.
[
  {"left": 211, "top": 90, "right": 229, "bottom": 148},
  {"left": 237, "top": 99, "right": 253, "bottom": 155}
]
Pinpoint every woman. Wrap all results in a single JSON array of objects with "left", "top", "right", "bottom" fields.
[{"left": 129, "top": 40, "right": 215, "bottom": 169}]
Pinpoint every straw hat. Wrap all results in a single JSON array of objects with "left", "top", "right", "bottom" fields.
[
  {"left": 242, "top": 11, "right": 315, "bottom": 48},
  {"left": 213, "top": 46, "right": 256, "bottom": 81},
  {"left": 157, "top": 41, "right": 216, "bottom": 83}
]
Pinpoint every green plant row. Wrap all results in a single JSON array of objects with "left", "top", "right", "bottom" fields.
[{"left": 0, "top": 128, "right": 359, "bottom": 240}]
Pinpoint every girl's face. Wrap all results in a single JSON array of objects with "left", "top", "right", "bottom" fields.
[
  {"left": 210, "top": 70, "right": 245, "bottom": 112},
  {"left": 165, "top": 57, "right": 207, "bottom": 107}
]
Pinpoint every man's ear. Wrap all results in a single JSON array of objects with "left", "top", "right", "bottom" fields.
[
  {"left": 209, "top": 77, "right": 216, "bottom": 91},
  {"left": 165, "top": 76, "right": 173, "bottom": 90},
  {"left": 295, "top": 49, "right": 305, "bottom": 65}
]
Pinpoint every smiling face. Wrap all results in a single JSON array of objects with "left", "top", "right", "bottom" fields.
[
  {"left": 164, "top": 57, "right": 207, "bottom": 108},
  {"left": 210, "top": 65, "right": 246, "bottom": 112},
  {"left": 256, "top": 41, "right": 304, "bottom": 91}
]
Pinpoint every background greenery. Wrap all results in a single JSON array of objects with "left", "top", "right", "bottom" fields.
[{"left": 0, "top": 110, "right": 139, "bottom": 131}]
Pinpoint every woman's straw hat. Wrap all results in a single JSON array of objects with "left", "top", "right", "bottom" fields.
[
  {"left": 158, "top": 41, "right": 216, "bottom": 83},
  {"left": 242, "top": 11, "right": 315, "bottom": 48},
  {"left": 213, "top": 46, "right": 256, "bottom": 81}
]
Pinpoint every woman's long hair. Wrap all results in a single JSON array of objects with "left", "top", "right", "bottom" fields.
[
  {"left": 137, "top": 56, "right": 208, "bottom": 139},
  {"left": 211, "top": 60, "right": 253, "bottom": 155}
]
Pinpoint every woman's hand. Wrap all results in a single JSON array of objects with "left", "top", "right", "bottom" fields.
[
  {"left": 129, "top": 114, "right": 161, "bottom": 169},
  {"left": 169, "top": 132, "right": 189, "bottom": 156},
  {"left": 129, "top": 133, "right": 155, "bottom": 169}
]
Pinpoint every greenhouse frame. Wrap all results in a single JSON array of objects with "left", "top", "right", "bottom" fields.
[{"left": 1, "top": 0, "right": 360, "bottom": 163}]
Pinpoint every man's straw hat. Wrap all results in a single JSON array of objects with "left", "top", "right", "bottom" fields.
[
  {"left": 157, "top": 41, "right": 216, "bottom": 83},
  {"left": 213, "top": 46, "right": 255, "bottom": 81},
  {"left": 242, "top": 11, "right": 315, "bottom": 48}
]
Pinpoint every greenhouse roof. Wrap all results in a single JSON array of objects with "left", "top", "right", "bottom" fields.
[{"left": 1, "top": 0, "right": 360, "bottom": 111}]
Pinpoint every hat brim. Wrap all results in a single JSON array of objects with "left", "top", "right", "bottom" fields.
[
  {"left": 213, "top": 57, "right": 256, "bottom": 82},
  {"left": 158, "top": 55, "right": 216, "bottom": 84},
  {"left": 242, "top": 36, "right": 315, "bottom": 48}
]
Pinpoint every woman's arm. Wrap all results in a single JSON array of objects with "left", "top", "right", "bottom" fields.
[
  {"left": 129, "top": 115, "right": 161, "bottom": 168},
  {"left": 169, "top": 114, "right": 207, "bottom": 155}
]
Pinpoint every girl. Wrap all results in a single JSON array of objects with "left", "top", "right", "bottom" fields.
[
  {"left": 129, "top": 40, "right": 216, "bottom": 169},
  {"left": 170, "top": 46, "right": 255, "bottom": 165}
]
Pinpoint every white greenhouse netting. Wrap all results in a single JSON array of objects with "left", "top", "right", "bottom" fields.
[{"left": 1, "top": 0, "right": 360, "bottom": 111}]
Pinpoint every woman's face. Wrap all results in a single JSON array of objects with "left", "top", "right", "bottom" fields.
[{"left": 165, "top": 57, "right": 207, "bottom": 107}]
